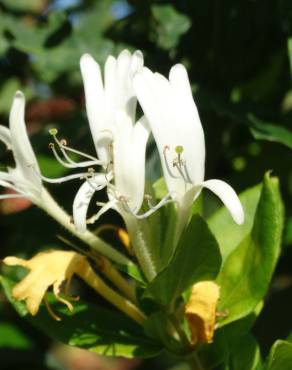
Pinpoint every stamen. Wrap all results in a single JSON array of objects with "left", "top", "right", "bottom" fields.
[
  {"left": 121, "top": 192, "right": 174, "bottom": 219},
  {"left": 144, "top": 194, "right": 155, "bottom": 208},
  {"left": 53, "top": 283, "right": 74, "bottom": 312},
  {"left": 40, "top": 171, "right": 87, "bottom": 183},
  {"left": 49, "top": 142, "right": 102, "bottom": 169},
  {"left": 44, "top": 293, "right": 62, "bottom": 321},
  {"left": 87, "top": 198, "right": 118, "bottom": 225},
  {"left": 49, "top": 127, "right": 103, "bottom": 164},
  {"left": 163, "top": 145, "right": 180, "bottom": 180}
]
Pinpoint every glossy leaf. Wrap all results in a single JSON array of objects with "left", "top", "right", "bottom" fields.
[
  {"left": 144, "top": 215, "right": 221, "bottom": 306},
  {"left": 208, "top": 182, "right": 262, "bottom": 263},
  {"left": 228, "top": 334, "right": 262, "bottom": 370},
  {"left": 264, "top": 340, "right": 292, "bottom": 370},
  {"left": 217, "top": 173, "right": 284, "bottom": 326},
  {"left": 249, "top": 114, "right": 292, "bottom": 149}
]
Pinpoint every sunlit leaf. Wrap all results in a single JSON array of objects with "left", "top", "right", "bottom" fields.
[{"left": 217, "top": 173, "right": 284, "bottom": 327}]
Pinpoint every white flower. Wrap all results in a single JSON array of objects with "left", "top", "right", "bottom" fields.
[
  {"left": 133, "top": 64, "right": 244, "bottom": 234},
  {"left": 0, "top": 91, "right": 43, "bottom": 205},
  {"left": 73, "top": 50, "right": 151, "bottom": 232},
  {"left": 80, "top": 49, "right": 144, "bottom": 166}
]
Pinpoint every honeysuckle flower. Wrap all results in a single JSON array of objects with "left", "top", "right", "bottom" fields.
[
  {"left": 3, "top": 250, "right": 145, "bottom": 323},
  {"left": 134, "top": 64, "right": 244, "bottom": 236},
  {"left": 185, "top": 281, "right": 220, "bottom": 344},
  {"left": 73, "top": 50, "right": 153, "bottom": 233},
  {"left": 0, "top": 91, "right": 43, "bottom": 205},
  {"left": 0, "top": 92, "right": 131, "bottom": 267}
]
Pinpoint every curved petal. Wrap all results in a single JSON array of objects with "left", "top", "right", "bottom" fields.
[
  {"left": 134, "top": 65, "right": 205, "bottom": 202},
  {"left": 0, "top": 125, "right": 12, "bottom": 149},
  {"left": 9, "top": 91, "right": 41, "bottom": 192},
  {"left": 200, "top": 179, "right": 244, "bottom": 225},
  {"left": 73, "top": 174, "right": 109, "bottom": 233}
]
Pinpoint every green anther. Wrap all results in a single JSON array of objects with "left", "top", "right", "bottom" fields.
[
  {"left": 175, "top": 145, "right": 184, "bottom": 154},
  {"left": 49, "top": 128, "right": 58, "bottom": 136}
]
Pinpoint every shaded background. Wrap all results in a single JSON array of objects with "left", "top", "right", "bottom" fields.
[{"left": 0, "top": 0, "right": 292, "bottom": 369}]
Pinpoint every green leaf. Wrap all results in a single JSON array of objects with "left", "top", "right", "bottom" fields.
[
  {"left": 0, "top": 276, "right": 161, "bottom": 358},
  {"left": 208, "top": 182, "right": 262, "bottom": 263},
  {"left": 0, "top": 321, "right": 33, "bottom": 349},
  {"left": 249, "top": 114, "right": 292, "bottom": 149},
  {"left": 264, "top": 340, "right": 292, "bottom": 370},
  {"left": 144, "top": 215, "right": 221, "bottom": 306},
  {"left": 228, "top": 334, "right": 262, "bottom": 370},
  {"left": 151, "top": 5, "right": 191, "bottom": 50},
  {"left": 217, "top": 173, "right": 284, "bottom": 326}
]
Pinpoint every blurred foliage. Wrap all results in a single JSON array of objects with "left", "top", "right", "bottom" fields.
[{"left": 0, "top": 0, "right": 292, "bottom": 369}]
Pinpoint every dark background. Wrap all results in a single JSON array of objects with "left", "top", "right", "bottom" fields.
[{"left": 0, "top": 1, "right": 291, "bottom": 369}]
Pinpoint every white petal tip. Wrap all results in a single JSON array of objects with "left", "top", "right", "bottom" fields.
[
  {"left": 234, "top": 211, "right": 244, "bottom": 225},
  {"left": 133, "top": 50, "right": 143, "bottom": 58},
  {"left": 14, "top": 91, "right": 24, "bottom": 99},
  {"left": 80, "top": 53, "right": 94, "bottom": 65},
  {"left": 169, "top": 63, "right": 187, "bottom": 78},
  {"left": 119, "top": 49, "right": 131, "bottom": 57}
]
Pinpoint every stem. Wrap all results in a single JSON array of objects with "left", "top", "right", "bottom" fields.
[
  {"left": 79, "top": 261, "right": 146, "bottom": 324},
  {"left": 94, "top": 255, "right": 137, "bottom": 303},
  {"left": 39, "top": 188, "right": 136, "bottom": 301}
]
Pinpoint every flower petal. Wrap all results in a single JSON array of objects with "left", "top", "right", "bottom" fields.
[
  {"left": 134, "top": 66, "right": 205, "bottom": 201},
  {"left": 200, "top": 179, "right": 244, "bottom": 225},
  {"left": 9, "top": 91, "right": 41, "bottom": 192},
  {"left": 80, "top": 54, "right": 108, "bottom": 163},
  {"left": 113, "top": 112, "right": 150, "bottom": 212},
  {"left": 0, "top": 125, "right": 12, "bottom": 149},
  {"left": 73, "top": 173, "right": 110, "bottom": 233}
]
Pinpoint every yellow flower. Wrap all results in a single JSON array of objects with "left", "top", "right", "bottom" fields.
[
  {"left": 3, "top": 250, "right": 86, "bottom": 317},
  {"left": 185, "top": 281, "right": 220, "bottom": 344},
  {"left": 3, "top": 249, "right": 146, "bottom": 324}
]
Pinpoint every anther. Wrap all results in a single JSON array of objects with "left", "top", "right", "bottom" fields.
[
  {"left": 163, "top": 145, "right": 170, "bottom": 154},
  {"left": 49, "top": 128, "right": 58, "bottom": 136},
  {"left": 48, "top": 143, "right": 54, "bottom": 149}
]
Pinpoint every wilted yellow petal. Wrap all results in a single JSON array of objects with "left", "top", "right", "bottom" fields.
[
  {"left": 3, "top": 250, "right": 146, "bottom": 324},
  {"left": 3, "top": 250, "right": 86, "bottom": 316},
  {"left": 185, "top": 281, "right": 220, "bottom": 344}
]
